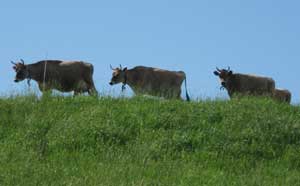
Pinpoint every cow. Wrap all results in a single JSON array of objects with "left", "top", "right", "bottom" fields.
[
  {"left": 11, "top": 59, "right": 98, "bottom": 96},
  {"left": 273, "top": 89, "right": 291, "bottom": 104},
  {"left": 213, "top": 67, "right": 275, "bottom": 98},
  {"left": 109, "top": 65, "right": 190, "bottom": 101}
]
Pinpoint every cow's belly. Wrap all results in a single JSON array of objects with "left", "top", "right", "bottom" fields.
[
  {"left": 39, "top": 80, "right": 88, "bottom": 92},
  {"left": 134, "top": 84, "right": 180, "bottom": 98}
]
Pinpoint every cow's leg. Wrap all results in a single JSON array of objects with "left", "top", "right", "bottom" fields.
[
  {"left": 41, "top": 90, "right": 52, "bottom": 99},
  {"left": 74, "top": 90, "right": 83, "bottom": 97},
  {"left": 38, "top": 83, "right": 52, "bottom": 98},
  {"left": 87, "top": 84, "right": 98, "bottom": 96},
  {"left": 177, "top": 89, "right": 182, "bottom": 100},
  {"left": 166, "top": 89, "right": 181, "bottom": 100},
  {"left": 88, "top": 89, "right": 98, "bottom": 96},
  {"left": 85, "top": 78, "right": 98, "bottom": 96}
]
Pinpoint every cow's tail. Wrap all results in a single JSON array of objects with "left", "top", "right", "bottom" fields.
[
  {"left": 89, "top": 63, "right": 94, "bottom": 75},
  {"left": 184, "top": 75, "right": 191, "bottom": 102},
  {"left": 88, "top": 63, "right": 98, "bottom": 96},
  {"left": 286, "top": 91, "right": 292, "bottom": 104}
]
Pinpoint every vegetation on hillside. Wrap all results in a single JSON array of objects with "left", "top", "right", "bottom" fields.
[{"left": 0, "top": 95, "right": 300, "bottom": 185}]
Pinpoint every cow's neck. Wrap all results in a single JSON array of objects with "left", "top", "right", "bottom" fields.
[
  {"left": 226, "top": 75, "right": 238, "bottom": 98},
  {"left": 26, "top": 62, "right": 45, "bottom": 83},
  {"left": 122, "top": 71, "right": 128, "bottom": 91},
  {"left": 124, "top": 69, "right": 139, "bottom": 92}
]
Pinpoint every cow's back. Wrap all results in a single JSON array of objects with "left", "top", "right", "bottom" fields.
[
  {"left": 45, "top": 61, "right": 92, "bottom": 77},
  {"left": 234, "top": 73, "right": 275, "bottom": 93}
]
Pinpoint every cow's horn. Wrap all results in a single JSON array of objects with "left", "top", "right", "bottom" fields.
[
  {"left": 227, "top": 66, "right": 231, "bottom": 71},
  {"left": 216, "top": 67, "right": 221, "bottom": 72},
  {"left": 110, "top": 64, "right": 115, "bottom": 70},
  {"left": 119, "top": 64, "right": 122, "bottom": 70},
  {"left": 20, "top": 59, "right": 25, "bottom": 65},
  {"left": 11, "top": 61, "right": 17, "bottom": 65}
]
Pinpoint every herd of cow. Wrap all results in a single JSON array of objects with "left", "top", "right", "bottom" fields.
[{"left": 11, "top": 59, "right": 291, "bottom": 104}]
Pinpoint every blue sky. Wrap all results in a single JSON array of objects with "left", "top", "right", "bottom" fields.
[{"left": 1, "top": 0, "right": 299, "bottom": 102}]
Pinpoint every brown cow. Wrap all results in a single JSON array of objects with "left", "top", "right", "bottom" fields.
[
  {"left": 273, "top": 89, "right": 291, "bottom": 104},
  {"left": 109, "top": 65, "right": 190, "bottom": 101},
  {"left": 12, "top": 59, "right": 98, "bottom": 96},
  {"left": 213, "top": 67, "right": 275, "bottom": 98}
]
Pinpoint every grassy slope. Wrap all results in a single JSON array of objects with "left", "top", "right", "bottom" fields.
[{"left": 1, "top": 96, "right": 300, "bottom": 186}]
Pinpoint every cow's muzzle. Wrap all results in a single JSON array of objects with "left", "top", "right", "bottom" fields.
[
  {"left": 221, "top": 82, "right": 226, "bottom": 87},
  {"left": 220, "top": 82, "right": 226, "bottom": 90}
]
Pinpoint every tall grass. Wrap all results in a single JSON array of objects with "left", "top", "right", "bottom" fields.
[{"left": 0, "top": 95, "right": 300, "bottom": 185}]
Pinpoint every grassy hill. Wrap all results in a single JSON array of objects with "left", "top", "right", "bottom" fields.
[{"left": 1, "top": 95, "right": 300, "bottom": 185}]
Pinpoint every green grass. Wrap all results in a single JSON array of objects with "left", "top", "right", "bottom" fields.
[{"left": 1, "top": 95, "right": 300, "bottom": 185}]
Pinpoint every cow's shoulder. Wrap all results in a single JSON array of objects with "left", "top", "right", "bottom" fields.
[{"left": 133, "top": 66, "right": 151, "bottom": 70}]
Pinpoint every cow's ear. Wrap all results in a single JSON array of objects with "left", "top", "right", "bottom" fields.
[
  {"left": 213, "top": 71, "right": 219, "bottom": 76},
  {"left": 228, "top": 71, "right": 233, "bottom": 76},
  {"left": 13, "top": 66, "right": 17, "bottom": 71},
  {"left": 123, "top": 67, "right": 127, "bottom": 72}
]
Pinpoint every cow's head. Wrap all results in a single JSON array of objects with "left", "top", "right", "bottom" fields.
[
  {"left": 213, "top": 67, "right": 233, "bottom": 88},
  {"left": 11, "top": 59, "right": 29, "bottom": 83},
  {"left": 109, "top": 65, "right": 127, "bottom": 85}
]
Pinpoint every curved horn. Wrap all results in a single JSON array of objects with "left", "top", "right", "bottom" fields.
[
  {"left": 227, "top": 66, "right": 231, "bottom": 71},
  {"left": 110, "top": 64, "right": 115, "bottom": 70},
  {"left": 20, "top": 59, "right": 25, "bottom": 65},
  {"left": 119, "top": 64, "right": 122, "bottom": 70},
  {"left": 11, "top": 61, "right": 17, "bottom": 65},
  {"left": 216, "top": 67, "right": 221, "bottom": 72}
]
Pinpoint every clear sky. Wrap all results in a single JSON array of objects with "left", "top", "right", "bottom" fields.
[{"left": 1, "top": 0, "right": 299, "bottom": 102}]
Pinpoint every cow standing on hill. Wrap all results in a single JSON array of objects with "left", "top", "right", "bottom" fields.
[
  {"left": 213, "top": 67, "right": 275, "bottom": 98},
  {"left": 12, "top": 59, "right": 98, "bottom": 96},
  {"left": 109, "top": 65, "right": 190, "bottom": 101},
  {"left": 273, "top": 89, "right": 291, "bottom": 104}
]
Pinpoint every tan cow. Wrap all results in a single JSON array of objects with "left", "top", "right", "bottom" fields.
[
  {"left": 213, "top": 67, "right": 275, "bottom": 98},
  {"left": 273, "top": 89, "right": 291, "bottom": 104},
  {"left": 109, "top": 65, "right": 190, "bottom": 101},
  {"left": 12, "top": 59, "right": 98, "bottom": 96}
]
